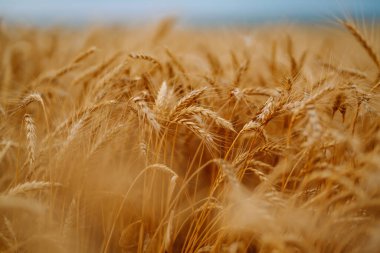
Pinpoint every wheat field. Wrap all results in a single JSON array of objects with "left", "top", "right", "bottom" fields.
[{"left": 0, "top": 19, "right": 380, "bottom": 252}]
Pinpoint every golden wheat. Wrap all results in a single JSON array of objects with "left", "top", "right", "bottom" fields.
[{"left": 0, "top": 18, "right": 379, "bottom": 253}]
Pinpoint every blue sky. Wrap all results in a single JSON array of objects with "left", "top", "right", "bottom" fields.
[{"left": 0, "top": 0, "right": 379, "bottom": 26}]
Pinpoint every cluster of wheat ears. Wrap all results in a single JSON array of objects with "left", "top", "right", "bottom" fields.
[{"left": 0, "top": 18, "right": 380, "bottom": 253}]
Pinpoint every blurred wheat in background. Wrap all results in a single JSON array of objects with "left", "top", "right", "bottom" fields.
[{"left": 1, "top": 1, "right": 380, "bottom": 252}]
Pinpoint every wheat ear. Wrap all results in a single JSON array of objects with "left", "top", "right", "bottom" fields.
[
  {"left": 175, "top": 106, "right": 235, "bottom": 132},
  {"left": 6, "top": 180, "right": 61, "bottom": 196},
  {"left": 73, "top": 46, "right": 97, "bottom": 64},
  {"left": 23, "top": 114, "right": 36, "bottom": 170},
  {"left": 341, "top": 21, "right": 379, "bottom": 70},
  {"left": 129, "top": 53, "right": 162, "bottom": 68},
  {"left": 132, "top": 95, "right": 161, "bottom": 132},
  {"left": 170, "top": 87, "right": 207, "bottom": 117}
]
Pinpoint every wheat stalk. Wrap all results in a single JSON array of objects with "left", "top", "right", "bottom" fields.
[
  {"left": 62, "top": 198, "right": 77, "bottom": 240},
  {"left": 164, "top": 210, "right": 174, "bottom": 252},
  {"left": 0, "top": 141, "right": 11, "bottom": 162},
  {"left": 0, "top": 232, "right": 13, "bottom": 249}
]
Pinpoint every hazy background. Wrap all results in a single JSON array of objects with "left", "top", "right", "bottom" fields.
[{"left": 0, "top": 0, "right": 379, "bottom": 26}]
